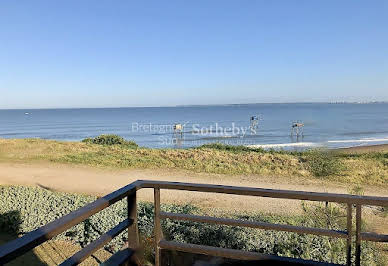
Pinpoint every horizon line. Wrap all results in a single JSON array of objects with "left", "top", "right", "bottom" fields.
[{"left": 1, "top": 100, "right": 387, "bottom": 111}]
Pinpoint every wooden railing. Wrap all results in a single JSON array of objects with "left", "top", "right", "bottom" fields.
[{"left": 0, "top": 180, "right": 387, "bottom": 266}]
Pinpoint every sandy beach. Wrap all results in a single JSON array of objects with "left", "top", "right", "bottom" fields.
[{"left": 336, "top": 143, "right": 388, "bottom": 153}]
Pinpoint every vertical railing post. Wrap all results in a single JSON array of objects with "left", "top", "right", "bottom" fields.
[
  {"left": 128, "top": 191, "right": 140, "bottom": 265},
  {"left": 346, "top": 203, "right": 352, "bottom": 266},
  {"left": 154, "top": 188, "right": 162, "bottom": 266},
  {"left": 355, "top": 204, "right": 361, "bottom": 266}
]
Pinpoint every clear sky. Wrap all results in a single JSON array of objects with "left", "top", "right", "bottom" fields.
[{"left": 0, "top": 1, "right": 387, "bottom": 109}]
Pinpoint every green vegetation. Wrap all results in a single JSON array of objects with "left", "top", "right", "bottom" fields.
[
  {"left": 303, "top": 149, "right": 345, "bottom": 177},
  {"left": 197, "top": 143, "right": 266, "bottom": 153},
  {"left": 349, "top": 185, "right": 365, "bottom": 196},
  {"left": 82, "top": 134, "right": 138, "bottom": 148},
  {"left": 0, "top": 137, "right": 387, "bottom": 186},
  {"left": 0, "top": 185, "right": 385, "bottom": 265}
]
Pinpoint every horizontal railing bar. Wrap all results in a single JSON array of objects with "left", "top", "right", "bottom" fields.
[
  {"left": 60, "top": 219, "right": 132, "bottom": 266},
  {"left": 138, "top": 180, "right": 388, "bottom": 206},
  {"left": 100, "top": 248, "right": 134, "bottom": 266},
  {"left": 160, "top": 212, "right": 348, "bottom": 239},
  {"left": 0, "top": 181, "right": 140, "bottom": 265},
  {"left": 158, "top": 240, "right": 340, "bottom": 265},
  {"left": 361, "top": 232, "right": 388, "bottom": 242}
]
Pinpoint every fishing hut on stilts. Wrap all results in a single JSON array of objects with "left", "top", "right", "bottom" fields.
[
  {"left": 291, "top": 121, "right": 304, "bottom": 137},
  {"left": 250, "top": 115, "right": 260, "bottom": 134},
  {"left": 173, "top": 123, "right": 184, "bottom": 146}
]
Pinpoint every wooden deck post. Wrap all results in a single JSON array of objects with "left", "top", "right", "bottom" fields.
[
  {"left": 154, "top": 188, "right": 162, "bottom": 266},
  {"left": 127, "top": 191, "right": 140, "bottom": 265},
  {"left": 355, "top": 204, "right": 361, "bottom": 266},
  {"left": 346, "top": 203, "right": 352, "bottom": 266}
]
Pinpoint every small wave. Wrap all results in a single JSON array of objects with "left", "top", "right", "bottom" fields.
[
  {"left": 248, "top": 142, "right": 321, "bottom": 149},
  {"left": 199, "top": 135, "right": 237, "bottom": 140},
  {"left": 327, "top": 137, "right": 388, "bottom": 143}
]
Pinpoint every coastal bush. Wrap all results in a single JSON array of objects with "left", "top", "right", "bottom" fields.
[
  {"left": 197, "top": 143, "right": 304, "bottom": 156},
  {"left": 362, "top": 152, "right": 388, "bottom": 167},
  {"left": 197, "top": 143, "right": 265, "bottom": 153},
  {"left": 0, "top": 185, "right": 384, "bottom": 265},
  {"left": 382, "top": 207, "right": 388, "bottom": 217},
  {"left": 303, "top": 149, "right": 345, "bottom": 177},
  {"left": 82, "top": 134, "right": 138, "bottom": 148}
]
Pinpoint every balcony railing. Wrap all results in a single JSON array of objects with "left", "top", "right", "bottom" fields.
[{"left": 0, "top": 180, "right": 387, "bottom": 266}]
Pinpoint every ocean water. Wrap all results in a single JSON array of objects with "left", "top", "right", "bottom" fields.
[{"left": 1, "top": 103, "right": 388, "bottom": 150}]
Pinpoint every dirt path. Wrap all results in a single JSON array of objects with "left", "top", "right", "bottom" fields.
[{"left": 1, "top": 161, "right": 387, "bottom": 215}]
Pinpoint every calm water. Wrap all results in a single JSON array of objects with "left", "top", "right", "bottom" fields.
[{"left": 1, "top": 103, "right": 388, "bottom": 150}]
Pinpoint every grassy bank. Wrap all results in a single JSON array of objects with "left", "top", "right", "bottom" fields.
[
  {"left": 0, "top": 138, "right": 387, "bottom": 186},
  {"left": 0, "top": 185, "right": 386, "bottom": 265}
]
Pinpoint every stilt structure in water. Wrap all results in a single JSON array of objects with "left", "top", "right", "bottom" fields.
[
  {"left": 173, "top": 123, "right": 184, "bottom": 139},
  {"left": 291, "top": 121, "right": 304, "bottom": 137},
  {"left": 250, "top": 115, "right": 260, "bottom": 134}
]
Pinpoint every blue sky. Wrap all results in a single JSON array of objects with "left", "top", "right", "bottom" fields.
[{"left": 0, "top": 0, "right": 387, "bottom": 109}]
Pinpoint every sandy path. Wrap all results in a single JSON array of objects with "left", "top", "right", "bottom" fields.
[
  {"left": 1, "top": 162, "right": 387, "bottom": 234},
  {"left": 0, "top": 162, "right": 387, "bottom": 215}
]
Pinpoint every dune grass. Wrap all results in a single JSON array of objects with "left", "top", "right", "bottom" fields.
[{"left": 0, "top": 138, "right": 387, "bottom": 186}]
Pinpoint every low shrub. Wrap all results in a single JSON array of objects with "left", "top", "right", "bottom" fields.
[
  {"left": 381, "top": 207, "right": 388, "bottom": 218},
  {"left": 196, "top": 143, "right": 304, "bottom": 156},
  {"left": 303, "top": 149, "right": 345, "bottom": 177},
  {"left": 0, "top": 186, "right": 384, "bottom": 265},
  {"left": 82, "top": 134, "right": 138, "bottom": 148},
  {"left": 197, "top": 143, "right": 265, "bottom": 153}
]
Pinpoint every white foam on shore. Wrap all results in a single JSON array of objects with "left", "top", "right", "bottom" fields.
[
  {"left": 248, "top": 142, "right": 322, "bottom": 149},
  {"left": 247, "top": 137, "right": 388, "bottom": 150},
  {"left": 327, "top": 137, "right": 388, "bottom": 143}
]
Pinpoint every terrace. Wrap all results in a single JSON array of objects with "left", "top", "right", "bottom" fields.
[{"left": 0, "top": 180, "right": 387, "bottom": 266}]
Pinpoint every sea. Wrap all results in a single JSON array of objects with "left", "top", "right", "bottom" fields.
[{"left": 1, "top": 103, "right": 388, "bottom": 150}]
